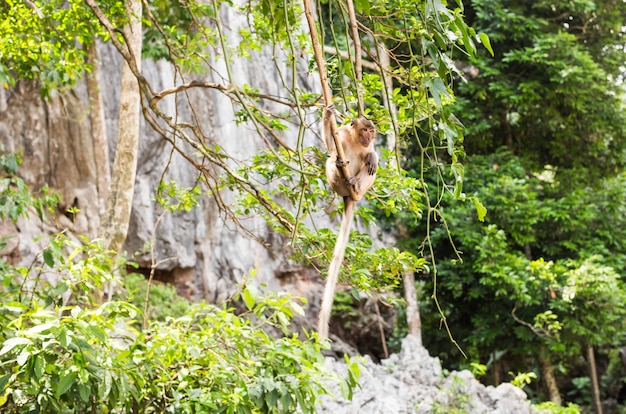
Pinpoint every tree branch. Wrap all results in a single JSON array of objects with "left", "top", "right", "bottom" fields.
[{"left": 346, "top": 0, "right": 364, "bottom": 116}]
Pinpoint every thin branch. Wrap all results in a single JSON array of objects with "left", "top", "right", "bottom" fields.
[
  {"left": 23, "top": 0, "right": 44, "bottom": 19},
  {"left": 84, "top": 0, "right": 154, "bottom": 100},
  {"left": 141, "top": 97, "right": 296, "bottom": 234},
  {"left": 511, "top": 306, "right": 551, "bottom": 338},
  {"left": 322, "top": 45, "right": 380, "bottom": 72},
  {"left": 346, "top": 0, "right": 364, "bottom": 116},
  {"left": 151, "top": 80, "right": 312, "bottom": 109},
  {"left": 374, "top": 300, "right": 389, "bottom": 359},
  {"left": 143, "top": 212, "right": 178, "bottom": 329}
]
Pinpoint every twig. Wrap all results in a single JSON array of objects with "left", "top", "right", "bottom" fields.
[
  {"left": 322, "top": 45, "right": 380, "bottom": 72},
  {"left": 143, "top": 210, "right": 177, "bottom": 329},
  {"left": 23, "top": 0, "right": 44, "bottom": 19},
  {"left": 346, "top": 0, "right": 364, "bottom": 116},
  {"left": 374, "top": 300, "right": 389, "bottom": 359}
]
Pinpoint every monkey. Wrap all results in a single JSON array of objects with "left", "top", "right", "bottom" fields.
[{"left": 318, "top": 105, "right": 378, "bottom": 341}]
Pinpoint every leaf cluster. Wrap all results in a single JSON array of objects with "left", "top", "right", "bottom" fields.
[
  {"left": 0, "top": 151, "right": 60, "bottom": 224},
  {"left": 0, "top": 0, "right": 126, "bottom": 97},
  {"left": 454, "top": 0, "right": 626, "bottom": 183},
  {"left": 0, "top": 235, "right": 352, "bottom": 413},
  {"left": 413, "top": 151, "right": 626, "bottom": 372}
]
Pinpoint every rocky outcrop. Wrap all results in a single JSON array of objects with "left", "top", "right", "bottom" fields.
[{"left": 319, "top": 335, "right": 533, "bottom": 414}]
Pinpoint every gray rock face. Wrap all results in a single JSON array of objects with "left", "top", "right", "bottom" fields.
[
  {"left": 0, "top": 6, "right": 322, "bottom": 307},
  {"left": 319, "top": 335, "right": 533, "bottom": 414}
]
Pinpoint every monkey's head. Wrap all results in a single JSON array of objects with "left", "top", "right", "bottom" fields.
[{"left": 351, "top": 117, "right": 376, "bottom": 147}]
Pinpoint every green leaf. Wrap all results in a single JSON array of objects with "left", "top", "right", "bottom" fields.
[
  {"left": 0, "top": 337, "right": 31, "bottom": 356},
  {"left": 4, "top": 301, "right": 27, "bottom": 313},
  {"left": 264, "top": 389, "right": 279, "bottom": 408},
  {"left": 242, "top": 286, "right": 256, "bottom": 310},
  {"left": 43, "top": 248, "right": 54, "bottom": 267},
  {"left": 425, "top": 78, "right": 449, "bottom": 108},
  {"left": 354, "top": 0, "right": 371, "bottom": 14},
  {"left": 478, "top": 33, "right": 494, "bottom": 56},
  {"left": 472, "top": 197, "right": 487, "bottom": 222},
  {"left": 4, "top": 154, "right": 18, "bottom": 175},
  {"left": 25, "top": 321, "right": 55, "bottom": 335},
  {"left": 99, "top": 369, "right": 112, "bottom": 399},
  {"left": 87, "top": 325, "right": 107, "bottom": 343},
  {"left": 339, "top": 379, "right": 352, "bottom": 400},
  {"left": 34, "top": 354, "right": 45, "bottom": 379},
  {"left": 55, "top": 371, "right": 77, "bottom": 398},
  {"left": 78, "top": 382, "right": 90, "bottom": 403},
  {"left": 0, "top": 373, "right": 10, "bottom": 393}
]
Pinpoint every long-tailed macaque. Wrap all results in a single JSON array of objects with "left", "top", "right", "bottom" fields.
[{"left": 318, "top": 106, "right": 378, "bottom": 341}]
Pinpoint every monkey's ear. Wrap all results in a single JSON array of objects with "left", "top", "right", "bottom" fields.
[{"left": 350, "top": 119, "right": 357, "bottom": 127}]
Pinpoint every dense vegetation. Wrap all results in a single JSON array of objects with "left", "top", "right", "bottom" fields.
[
  {"left": 0, "top": 154, "right": 362, "bottom": 413},
  {"left": 0, "top": 0, "right": 625, "bottom": 412},
  {"left": 402, "top": 0, "right": 626, "bottom": 409}
]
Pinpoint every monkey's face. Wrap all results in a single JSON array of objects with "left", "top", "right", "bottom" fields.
[{"left": 353, "top": 118, "right": 376, "bottom": 147}]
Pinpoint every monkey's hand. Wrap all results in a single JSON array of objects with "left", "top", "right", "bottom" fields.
[
  {"left": 335, "top": 156, "right": 350, "bottom": 168},
  {"left": 366, "top": 152, "right": 378, "bottom": 175}
]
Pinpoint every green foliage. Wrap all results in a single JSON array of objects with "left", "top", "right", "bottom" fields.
[
  {"left": 0, "top": 0, "right": 126, "bottom": 97},
  {"left": 429, "top": 374, "right": 474, "bottom": 414},
  {"left": 124, "top": 272, "right": 192, "bottom": 321},
  {"left": 156, "top": 180, "right": 201, "bottom": 213},
  {"left": 467, "top": 362, "right": 487, "bottom": 378},
  {"left": 0, "top": 156, "right": 353, "bottom": 413},
  {"left": 0, "top": 151, "right": 59, "bottom": 223},
  {"left": 509, "top": 370, "right": 537, "bottom": 389},
  {"left": 454, "top": 0, "right": 626, "bottom": 184},
  {"left": 411, "top": 151, "right": 626, "bottom": 401},
  {"left": 0, "top": 237, "right": 350, "bottom": 413},
  {"left": 533, "top": 401, "right": 581, "bottom": 414}
]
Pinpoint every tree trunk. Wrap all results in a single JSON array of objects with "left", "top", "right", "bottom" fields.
[
  {"left": 85, "top": 41, "right": 110, "bottom": 215},
  {"left": 493, "top": 352, "right": 501, "bottom": 384},
  {"left": 619, "top": 347, "right": 626, "bottom": 371},
  {"left": 538, "top": 346, "right": 562, "bottom": 405},
  {"left": 378, "top": 44, "right": 423, "bottom": 344},
  {"left": 403, "top": 271, "right": 422, "bottom": 345},
  {"left": 587, "top": 345, "right": 603, "bottom": 414},
  {"left": 98, "top": 0, "right": 142, "bottom": 253}
]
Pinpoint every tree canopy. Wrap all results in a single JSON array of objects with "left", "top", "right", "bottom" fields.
[{"left": 455, "top": 0, "right": 626, "bottom": 184}]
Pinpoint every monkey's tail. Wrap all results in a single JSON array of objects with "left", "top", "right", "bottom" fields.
[{"left": 318, "top": 197, "right": 355, "bottom": 341}]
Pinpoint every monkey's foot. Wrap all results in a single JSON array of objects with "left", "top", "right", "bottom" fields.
[{"left": 347, "top": 176, "right": 358, "bottom": 188}]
